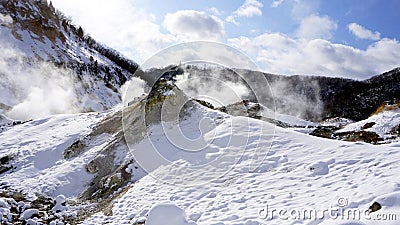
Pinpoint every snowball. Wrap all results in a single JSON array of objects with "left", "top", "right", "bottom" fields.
[
  {"left": 307, "top": 161, "right": 330, "bottom": 175},
  {"left": 52, "top": 194, "right": 67, "bottom": 213},
  {"left": 145, "top": 203, "right": 197, "bottom": 225},
  {"left": 0, "top": 198, "right": 10, "bottom": 208},
  {"left": 19, "top": 208, "right": 39, "bottom": 220},
  {"left": 55, "top": 194, "right": 66, "bottom": 205}
]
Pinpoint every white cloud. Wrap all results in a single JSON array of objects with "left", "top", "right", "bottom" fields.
[
  {"left": 226, "top": 0, "right": 263, "bottom": 25},
  {"left": 141, "top": 41, "right": 259, "bottom": 71},
  {"left": 163, "top": 10, "right": 225, "bottom": 41},
  {"left": 226, "top": 16, "right": 239, "bottom": 26},
  {"left": 229, "top": 33, "right": 400, "bottom": 79},
  {"left": 290, "top": 0, "right": 319, "bottom": 21},
  {"left": 271, "top": 0, "right": 285, "bottom": 8},
  {"left": 296, "top": 14, "right": 337, "bottom": 40},
  {"left": 209, "top": 7, "right": 222, "bottom": 16},
  {"left": 348, "top": 23, "right": 381, "bottom": 40},
  {"left": 51, "top": 0, "right": 171, "bottom": 62}
]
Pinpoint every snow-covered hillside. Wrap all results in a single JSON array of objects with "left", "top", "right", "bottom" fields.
[
  {"left": 1, "top": 92, "right": 400, "bottom": 224},
  {"left": 337, "top": 102, "right": 400, "bottom": 143},
  {"left": 0, "top": 0, "right": 138, "bottom": 122},
  {"left": 82, "top": 106, "right": 400, "bottom": 225}
]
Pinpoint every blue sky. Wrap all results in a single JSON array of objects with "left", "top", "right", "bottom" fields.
[
  {"left": 134, "top": 0, "right": 399, "bottom": 49},
  {"left": 52, "top": 0, "right": 400, "bottom": 79}
]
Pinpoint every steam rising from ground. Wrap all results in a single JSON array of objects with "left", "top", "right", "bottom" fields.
[
  {"left": 174, "top": 65, "right": 323, "bottom": 120},
  {"left": 270, "top": 79, "right": 323, "bottom": 120},
  {"left": 175, "top": 66, "right": 250, "bottom": 107},
  {"left": 0, "top": 44, "right": 80, "bottom": 121},
  {"left": 120, "top": 77, "right": 147, "bottom": 105}
]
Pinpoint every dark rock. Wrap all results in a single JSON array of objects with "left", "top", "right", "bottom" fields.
[
  {"left": 194, "top": 99, "right": 214, "bottom": 109},
  {"left": 391, "top": 124, "right": 400, "bottom": 136},
  {"left": 337, "top": 131, "right": 383, "bottom": 144},
  {"left": 368, "top": 202, "right": 382, "bottom": 213},
  {"left": 217, "top": 106, "right": 228, "bottom": 113},
  {"left": 0, "top": 154, "right": 12, "bottom": 164},
  {"left": 12, "top": 191, "right": 25, "bottom": 202},
  {"left": 362, "top": 122, "right": 376, "bottom": 129},
  {"left": 86, "top": 160, "right": 99, "bottom": 173},
  {"left": 0, "top": 154, "right": 14, "bottom": 174},
  {"left": 64, "top": 138, "right": 86, "bottom": 159},
  {"left": 31, "top": 195, "right": 55, "bottom": 211},
  {"left": 310, "top": 126, "right": 340, "bottom": 139}
]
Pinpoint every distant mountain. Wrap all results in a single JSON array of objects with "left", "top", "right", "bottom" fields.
[{"left": 186, "top": 66, "right": 400, "bottom": 122}]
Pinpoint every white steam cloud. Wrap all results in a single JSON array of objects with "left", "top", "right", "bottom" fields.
[
  {"left": 270, "top": 79, "right": 323, "bottom": 119},
  {"left": 0, "top": 45, "right": 80, "bottom": 121},
  {"left": 175, "top": 66, "right": 250, "bottom": 107},
  {"left": 121, "top": 77, "right": 147, "bottom": 105}
]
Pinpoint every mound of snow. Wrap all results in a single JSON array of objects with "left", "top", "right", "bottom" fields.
[
  {"left": 0, "top": 112, "right": 106, "bottom": 198},
  {"left": 373, "top": 191, "right": 400, "bottom": 209},
  {"left": 19, "top": 208, "right": 39, "bottom": 220},
  {"left": 145, "top": 203, "right": 197, "bottom": 225}
]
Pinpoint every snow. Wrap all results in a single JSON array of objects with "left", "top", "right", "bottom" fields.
[
  {"left": 321, "top": 117, "right": 355, "bottom": 127},
  {"left": 52, "top": 194, "right": 67, "bottom": 213},
  {"left": 81, "top": 106, "right": 400, "bottom": 225},
  {"left": 0, "top": 92, "right": 399, "bottom": 225},
  {"left": 0, "top": 112, "right": 107, "bottom": 198},
  {"left": 145, "top": 203, "right": 197, "bottom": 225},
  {"left": 262, "top": 105, "right": 317, "bottom": 127},
  {"left": 19, "top": 208, "right": 39, "bottom": 220},
  {"left": 0, "top": 100, "right": 398, "bottom": 225},
  {"left": 0, "top": 198, "right": 14, "bottom": 223},
  {"left": 338, "top": 109, "right": 400, "bottom": 140},
  {"left": 0, "top": 113, "right": 13, "bottom": 126}
]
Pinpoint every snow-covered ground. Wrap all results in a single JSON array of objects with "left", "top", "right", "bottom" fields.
[
  {"left": 0, "top": 112, "right": 107, "bottom": 199},
  {"left": 338, "top": 108, "right": 400, "bottom": 141},
  {"left": 84, "top": 106, "right": 399, "bottom": 225},
  {"left": 1, "top": 100, "right": 399, "bottom": 224}
]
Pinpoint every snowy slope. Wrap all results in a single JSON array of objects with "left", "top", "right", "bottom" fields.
[
  {"left": 0, "top": 112, "right": 106, "bottom": 198},
  {"left": 80, "top": 106, "right": 400, "bottom": 225},
  {"left": 0, "top": 0, "right": 138, "bottom": 121},
  {"left": 0, "top": 92, "right": 399, "bottom": 224},
  {"left": 338, "top": 109, "right": 400, "bottom": 142}
]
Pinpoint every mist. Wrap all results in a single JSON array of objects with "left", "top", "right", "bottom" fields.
[
  {"left": 0, "top": 45, "right": 81, "bottom": 121},
  {"left": 269, "top": 78, "right": 323, "bottom": 120},
  {"left": 175, "top": 65, "right": 250, "bottom": 107},
  {"left": 120, "top": 77, "right": 147, "bottom": 105},
  {"left": 173, "top": 66, "right": 324, "bottom": 120}
]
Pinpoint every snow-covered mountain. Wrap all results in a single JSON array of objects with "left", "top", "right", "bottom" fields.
[{"left": 0, "top": 0, "right": 138, "bottom": 122}]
